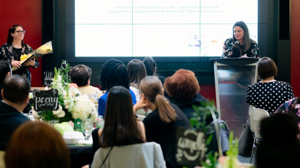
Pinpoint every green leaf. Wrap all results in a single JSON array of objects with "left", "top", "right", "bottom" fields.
[{"left": 206, "top": 134, "right": 213, "bottom": 145}]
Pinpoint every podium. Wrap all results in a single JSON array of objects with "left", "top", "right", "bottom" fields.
[{"left": 210, "top": 58, "right": 259, "bottom": 137}]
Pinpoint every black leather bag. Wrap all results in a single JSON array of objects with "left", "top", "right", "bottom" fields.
[{"left": 238, "top": 124, "right": 254, "bottom": 157}]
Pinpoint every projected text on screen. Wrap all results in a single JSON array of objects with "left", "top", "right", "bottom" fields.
[{"left": 75, "top": 0, "right": 257, "bottom": 57}]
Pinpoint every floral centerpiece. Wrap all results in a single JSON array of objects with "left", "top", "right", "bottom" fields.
[{"left": 32, "top": 61, "right": 97, "bottom": 124}]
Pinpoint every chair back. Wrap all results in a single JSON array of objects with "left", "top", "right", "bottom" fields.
[
  {"left": 0, "top": 150, "right": 6, "bottom": 168},
  {"left": 248, "top": 105, "right": 255, "bottom": 132},
  {"left": 253, "top": 108, "right": 270, "bottom": 139}
]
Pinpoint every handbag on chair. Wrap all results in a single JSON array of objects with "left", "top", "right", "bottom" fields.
[{"left": 238, "top": 124, "right": 254, "bottom": 157}]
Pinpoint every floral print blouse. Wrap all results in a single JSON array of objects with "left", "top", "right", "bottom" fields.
[
  {"left": 274, "top": 97, "right": 300, "bottom": 139},
  {"left": 222, "top": 38, "right": 260, "bottom": 58},
  {"left": 0, "top": 43, "right": 39, "bottom": 83}
]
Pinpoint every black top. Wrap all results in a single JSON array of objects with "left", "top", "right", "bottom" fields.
[
  {"left": 92, "top": 128, "right": 101, "bottom": 154},
  {"left": 0, "top": 101, "right": 29, "bottom": 150},
  {"left": 246, "top": 81, "right": 295, "bottom": 114},
  {"left": 12, "top": 47, "right": 22, "bottom": 58},
  {"left": 143, "top": 103, "right": 191, "bottom": 168},
  {"left": 167, "top": 93, "right": 213, "bottom": 121},
  {"left": 0, "top": 83, "right": 3, "bottom": 100}
]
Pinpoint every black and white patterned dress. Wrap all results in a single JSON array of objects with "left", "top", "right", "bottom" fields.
[
  {"left": 0, "top": 43, "right": 39, "bottom": 83},
  {"left": 246, "top": 81, "right": 295, "bottom": 114}
]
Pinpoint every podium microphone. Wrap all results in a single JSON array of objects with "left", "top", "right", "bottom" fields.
[{"left": 229, "top": 41, "right": 239, "bottom": 51}]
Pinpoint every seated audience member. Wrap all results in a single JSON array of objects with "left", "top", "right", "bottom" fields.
[
  {"left": 127, "top": 59, "right": 151, "bottom": 116},
  {"left": 256, "top": 113, "right": 300, "bottom": 168},
  {"left": 134, "top": 76, "right": 190, "bottom": 168},
  {"left": 5, "top": 121, "right": 70, "bottom": 168},
  {"left": 127, "top": 59, "right": 146, "bottom": 101},
  {"left": 143, "top": 57, "right": 165, "bottom": 84},
  {"left": 0, "top": 61, "right": 11, "bottom": 100},
  {"left": 274, "top": 97, "right": 300, "bottom": 138},
  {"left": 89, "top": 86, "right": 165, "bottom": 168},
  {"left": 246, "top": 57, "right": 294, "bottom": 114},
  {"left": 98, "top": 59, "right": 136, "bottom": 116},
  {"left": 164, "top": 69, "right": 208, "bottom": 119},
  {"left": 69, "top": 64, "right": 103, "bottom": 105},
  {"left": 0, "top": 75, "right": 30, "bottom": 151},
  {"left": 164, "top": 69, "right": 228, "bottom": 154}
]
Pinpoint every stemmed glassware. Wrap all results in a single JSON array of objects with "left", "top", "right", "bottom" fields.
[{"left": 81, "top": 118, "right": 94, "bottom": 140}]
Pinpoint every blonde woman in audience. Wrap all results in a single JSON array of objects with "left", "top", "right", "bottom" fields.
[
  {"left": 5, "top": 121, "right": 70, "bottom": 168},
  {"left": 134, "top": 76, "right": 190, "bottom": 168},
  {"left": 69, "top": 64, "right": 103, "bottom": 105}
]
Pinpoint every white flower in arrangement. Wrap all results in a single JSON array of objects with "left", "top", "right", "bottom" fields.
[
  {"left": 52, "top": 75, "right": 64, "bottom": 94},
  {"left": 69, "top": 87, "right": 81, "bottom": 97},
  {"left": 57, "top": 75, "right": 62, "bottom": 81},
  {"left": 71, "top": 94, "right": 97, "bottom": 122},
  {"left": 64, "top": 94, "right": 74, "bottom": 110},
  {"left": 52, "top": 105, "right": 66, "bottom": 118}
]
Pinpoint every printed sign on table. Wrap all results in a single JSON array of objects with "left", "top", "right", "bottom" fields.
[
  {"left": 176, "top": 127, "right": 207, "bottom": 167},
  {"left": 33, "top": 89, "right": 59, "bottom": 111}
]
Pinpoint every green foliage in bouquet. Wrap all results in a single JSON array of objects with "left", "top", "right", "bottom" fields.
[
  {"left": 225, "top": 132, "right": 239, "bottom": 168},
  {"left": 37, "top": 61, "right": 74, "bottom": 122}
]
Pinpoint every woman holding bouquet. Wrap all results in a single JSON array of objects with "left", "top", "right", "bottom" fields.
[{"left": 0, "top": 25, "right": 39, "bottom": 83}]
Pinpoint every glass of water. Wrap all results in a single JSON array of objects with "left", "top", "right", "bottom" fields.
[{"left": 81, "top": 118, "right": 94, "bottom": 140}]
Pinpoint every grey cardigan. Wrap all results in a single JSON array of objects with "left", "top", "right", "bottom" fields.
[{"left": 91, "top": 142, "right": 166, "bottom": 168}]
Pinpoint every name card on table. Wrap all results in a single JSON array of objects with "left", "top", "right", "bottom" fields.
[
  {"left": 176, "top": 127, "right": 207, "bottom": 167},
  {"left": 33, "top": 89, "right": 59, "bottom": 111}
]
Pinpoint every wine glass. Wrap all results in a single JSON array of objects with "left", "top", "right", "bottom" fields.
[{"left": 81, "top": 118, "right": 94, "bottom": 140}]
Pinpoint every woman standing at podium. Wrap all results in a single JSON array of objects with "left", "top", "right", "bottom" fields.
[{"left": 222, "top": 21, "right": 260, "bottom": 58}]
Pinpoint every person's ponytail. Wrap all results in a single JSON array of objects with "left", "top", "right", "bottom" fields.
[{"left": 155, "top": 94, "right": 177, "bottom": 123}]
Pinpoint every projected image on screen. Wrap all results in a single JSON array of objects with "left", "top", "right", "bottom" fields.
[{"left": 75, "top": 0, "right": 257, "bottom": 57}]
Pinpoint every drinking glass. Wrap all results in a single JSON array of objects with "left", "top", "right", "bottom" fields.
[{"left": 81, "top": 118, "right": 94, "bottom": 140}]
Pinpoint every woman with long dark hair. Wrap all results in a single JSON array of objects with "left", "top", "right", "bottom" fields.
[
  {"left": 134, "top": 76, "right": 190, "bottom": 168},
  {"left": 0, "top": 25, "right": 39, "bottom": 83},
  {"left": 90, "top": 86, "right": 166, "bottom": 168},
  {"left": 222, "top": 21, "right": 259, "bottom": 58},
  {"left": 99, "top": 86, "right": 145, "bottom": 147}
]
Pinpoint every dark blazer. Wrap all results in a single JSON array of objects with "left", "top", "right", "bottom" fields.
[{"left": 0, "top": 101, "right": 29, "bottom": 150}]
